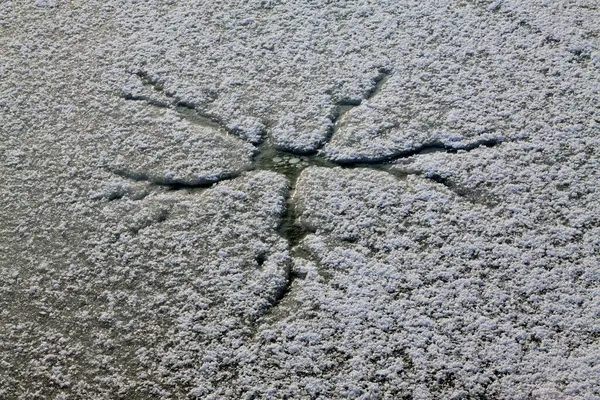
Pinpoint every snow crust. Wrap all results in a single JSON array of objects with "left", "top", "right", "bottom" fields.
[{"left": 0, "top": 0, "right": 598, "bottom": 398}]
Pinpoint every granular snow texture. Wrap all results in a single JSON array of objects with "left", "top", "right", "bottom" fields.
[{"left": 0, "top": 0, "right": 599, "bottom": 399}]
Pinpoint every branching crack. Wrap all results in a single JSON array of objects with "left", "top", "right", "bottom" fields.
[
  {"left": 122, "top": 70, "right": 248, "bottom": 142},
  {"left": 116, "top": 67, "right": 508, "bottom": 316}
]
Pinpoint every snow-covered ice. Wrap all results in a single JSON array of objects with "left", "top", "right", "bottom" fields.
[{"left": 0, "top": 0, "right": 599, "bottom": 398}]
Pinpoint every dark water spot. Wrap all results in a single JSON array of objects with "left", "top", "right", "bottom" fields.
[{"left": 255, "top": 252, "right": 267, "bottom": 268}]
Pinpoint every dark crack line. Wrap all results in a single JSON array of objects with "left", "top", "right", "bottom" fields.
[
  {"left": 269, "top": 264, "right": 303, "bottom": 313},
  {"left": 365, "top": 68, "right": 391, "bottom": 100},
  {"left": 278, "top": 193, "right": 308, "bottom": 249},
  {"left": 331, "top": 138, "right": 504, "bottom": 166},
  {"left": 122, "top": 93, "right": 171, "bottom": 108},
  {"left": 110, "top": 168, "right": 244, "bottom": 191},
  {"left": 423, "top": 172, "right": 499, "bottom": 208}
]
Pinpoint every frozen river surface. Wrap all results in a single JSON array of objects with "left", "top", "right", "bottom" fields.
[{"left": 1, "top": 0, "right": 599, "bottom": 398}]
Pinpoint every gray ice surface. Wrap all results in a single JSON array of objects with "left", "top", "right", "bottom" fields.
[{"left": 1, "top": 0, "right": 599, "bottom": 399}]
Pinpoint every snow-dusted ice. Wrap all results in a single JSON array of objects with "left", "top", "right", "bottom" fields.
[{"left": 0, "top": 0, "right": 599, "bottom": 398}]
